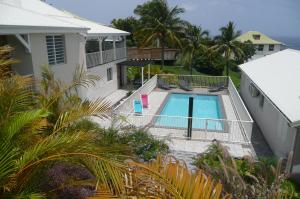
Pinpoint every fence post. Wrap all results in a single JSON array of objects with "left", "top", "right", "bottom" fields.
[{"left": 187, "top": 97, "right": 193, "bottom": 139}]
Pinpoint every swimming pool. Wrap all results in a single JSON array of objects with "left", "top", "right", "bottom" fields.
[{"left": 155, "top": 93, "right": 224, "bottom": 130}]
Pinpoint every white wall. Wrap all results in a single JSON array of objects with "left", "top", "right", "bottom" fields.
[
  {"left": 30, "top": 33, "right": 84, "bottom": 84},
  {"left": 251, "top": 44, "right": 282, "bottom": 60},
  {"left": 22, "top": 32, "right": 123, "bottom": 100},
  {"left": 240, "top": 72, "right": 297, "bottom": 157},
  {"left": 83, "top": 60, "right": 124, "bottom": 100}
]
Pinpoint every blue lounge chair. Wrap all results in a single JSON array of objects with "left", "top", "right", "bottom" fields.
[{"left": 133, "top": 100, "right": 143, "bottom": 114}]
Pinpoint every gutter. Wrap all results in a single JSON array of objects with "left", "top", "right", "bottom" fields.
[{"left": 0, "top": 25, "right": 89, "bottom": 35}]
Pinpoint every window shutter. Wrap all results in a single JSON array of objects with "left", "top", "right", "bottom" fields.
[{"left": 46, "top": 35, "right": 65, "bottom": 65}]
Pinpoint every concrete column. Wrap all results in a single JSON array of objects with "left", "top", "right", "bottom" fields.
[
  {"left": 141, "top": 67, "right": 144, "bottom": 86},
  {"left": 98, "top": 37, "right": 103, "bottom": 64},
  {"left": 113, "top": 36, "right": 116, "bottom": 60},
  {"left": 124, "top": 36, "right": 127, "bottom": 57},
  {"left": 148, "top": 64, "right": 150, "bottom": 80}
]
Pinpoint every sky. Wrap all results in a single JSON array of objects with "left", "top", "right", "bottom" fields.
[{"left": 47, "top": 0, "right": 300, "bottom": 38}]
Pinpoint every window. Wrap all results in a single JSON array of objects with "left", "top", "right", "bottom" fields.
[
  {"left": 258, "top": 44, "right": 264, "bottom": 51},
  {"left": 269, "top": 44, "right": 274, "bottom": 51},
  {"left": 249, "top": 83, "right": 260, "bottom": 97},
  {"left": 259, "top": 94, "right": 265, "bottom": 108},
  {"left": 253, "top": 34, "right": 261, "bottom": 40},
  {"left": 107, "top": 67, "right": 112, "bottom": 81},
  {"left": 46, "top": 35, "right": 66, "bottom": 65}
]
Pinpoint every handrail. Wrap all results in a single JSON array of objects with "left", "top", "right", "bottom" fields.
[
  {"left": 113, "top": 75, "right": 157, "bottom": 114},
  {"left": 158, "top": 74, "right": 228, "bottom": 78},
  {"left": 119, "top": 112, "right": 253, "bottom": 123}
]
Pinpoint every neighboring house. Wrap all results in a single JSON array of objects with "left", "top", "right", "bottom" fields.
[
  {"left": 235, "top": 31, "right": 285, "bottom": 60},
  {"left": 239, "top": 49, "right": 300, "bottom": 175},
  {"left": 0, "top": 0, "right": 129, "bottom": 100}
]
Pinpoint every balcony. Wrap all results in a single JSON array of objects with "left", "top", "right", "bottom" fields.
[{"left": 85, "top": 36, "right": 127, "bottom": 68}]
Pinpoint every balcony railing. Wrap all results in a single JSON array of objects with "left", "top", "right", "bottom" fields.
[
  {"left": 86, "top": 47, "right": 127, "bottom": 68},
  {"left": 116, "top": 47, "right": 127, "bottom": 60}
]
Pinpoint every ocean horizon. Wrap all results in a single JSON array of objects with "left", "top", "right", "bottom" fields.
[{"left": 273, "top": 36, "right": 300, "bottom": 50}]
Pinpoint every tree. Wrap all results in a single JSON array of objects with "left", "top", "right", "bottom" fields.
[
  {"left": 111, "top": 17, "right": 140, "bottom": 47},
  {"left": 212, "top": 21, "right": 244, "bottom": 80},
  {"left": 235, "top": 40, "right": 256, "bottom": 64},
  {"left": 134, "top": 0, "right": 186, "bottom": 69},
  {"left": 178, "top": 24, "right": 209, "bottom": 74}
]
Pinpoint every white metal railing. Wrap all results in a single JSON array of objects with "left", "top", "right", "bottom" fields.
[
  {"left": 86, "top": 51, "right": 102, "bottom": 68},
  {"left": 116, "top": 47, "right": 127, "bottom": 60},
  {"left": 112, "top": 74, "right": 253, "bottom": 144},
  {"left": 157, "top": 74, "right": 227, "bottom": 88},
  {"left": 120, "top": 113, "right": 252, "bottom": 144},
  {"left": 102, "top": 49, "right": 115, "bottom": 64},
  {"left": 228, "top": 78, "right": 253, "bottom": 142},
  {"left": 113, "top": 75, "right": 157, "bottom": 114}
]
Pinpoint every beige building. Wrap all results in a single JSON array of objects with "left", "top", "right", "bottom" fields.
[{"left": 235, "top": 31, "right": 285, "bottom": 60}]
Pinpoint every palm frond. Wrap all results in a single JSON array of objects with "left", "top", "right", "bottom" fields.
[
  {"left": 127, "top": 155, "right": 230, "bottom": 198},
  {"left": 1, "top": 109, "right": 49, "bottom": 141},
  {"left": 0, "top": 141, "right": 19, "bottom": 190}
]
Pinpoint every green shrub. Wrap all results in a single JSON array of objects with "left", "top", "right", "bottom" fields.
[
  {"left": 192, "top": 141, "right": 299, "bottom": 199},
  {"left": 126, "top": 129, "right": 169, "bottom": 161},
  {"left": 94, "top": 126, "right": 168, "bottom": 161}
]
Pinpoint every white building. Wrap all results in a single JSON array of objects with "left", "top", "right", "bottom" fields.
[
  {"left": 239, "top": 49, "right": 300, "bottom": 175},
  {"left": 0, "top": 0, "right": 129, "bottom": 101},
  {"left": 235, "top": 31, "right": 285, "bottom": 60}
]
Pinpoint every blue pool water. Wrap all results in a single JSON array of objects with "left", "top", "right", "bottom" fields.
[{"left": 155, "top": 93, "right": 224, "bottom": 130}]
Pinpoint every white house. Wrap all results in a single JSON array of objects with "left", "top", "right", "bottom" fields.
[
  {"left": 235, "top": 31, "right": 285, "bottom": 60},
  {"left": 239, "top": 49, "right": 300, "bottom": 175},
  {"left": 0, "top": 0, "right": 129, "bottom": 101}
]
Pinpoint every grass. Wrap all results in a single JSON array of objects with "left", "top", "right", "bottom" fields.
[
  {"left": 157, "top": 65, "right": 241, "bottom": 88},
  {"left": 161, "top": 65, "right": 206, "bottom": 75}
]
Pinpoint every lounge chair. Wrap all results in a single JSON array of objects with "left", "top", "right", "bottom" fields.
[
  {"left": 141, "top": 94, "right": 149, "bottom": 108},
  {"left": 208, "top": 82, "right": 225, "bottom": 92},
  {"left": 179, "top": 79, "right": 193, "bottom": 91},
  {"left": 133, "top": 100, "right": 143, "bottom": 114},
  {"left": 157, "top": 79, "right": 171, "bottom": 90}
]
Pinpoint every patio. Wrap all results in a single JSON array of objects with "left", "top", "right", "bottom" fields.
[{"left": 106, "top": 74, "right": 254, "bottom": 158}]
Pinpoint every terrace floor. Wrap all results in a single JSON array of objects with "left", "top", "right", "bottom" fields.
[{"left": 124, "top": 87, "right": 255, "bottom": 158}]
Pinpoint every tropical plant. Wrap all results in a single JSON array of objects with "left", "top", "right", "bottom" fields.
[
  {"left": 212, "top": 21, "right": 244, "bottom": 80},
  {"left": 91, "top": 155, "right": 231, "bottom": 198},
  {"left": 134, "top": 0, "right": 186, "bottom": 68},
  {"left": 111, "top": 16, "right": 140, "bottom": 47},
  {"left": 0, "top": 46, "right": 128, "bottom": 197},
  {"left": 235, "top": 40, "right": 256, "bottom": 64},
  {"left": 178, "top": 24, "right": 209, "bottom": 74},
  {"left": 193, "top": 141, "right": 297, "bottom": 199}
]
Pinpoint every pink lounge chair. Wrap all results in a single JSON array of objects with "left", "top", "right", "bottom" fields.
[{"left": 141, "top": 94, "right": 149, "bottom": 108}]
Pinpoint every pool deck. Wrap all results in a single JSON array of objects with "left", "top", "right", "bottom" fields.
[
  {"left": 94, "top": 87, "right": 255, "bottom": 159},
  {"left": 125, "top": 88, "right": 254, "bottom": 158}
]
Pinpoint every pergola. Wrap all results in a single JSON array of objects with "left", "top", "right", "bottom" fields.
[{"left": 119, "top": 59, "right": 154, "bottom": 86}]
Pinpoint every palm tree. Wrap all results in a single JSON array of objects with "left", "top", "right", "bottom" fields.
[
  {"left": 212, "top": 21, "right": 244, "bottom": 82},
  {"left": 134, "top": 0, "right": 186, "bottom": 69},
  {"left": 178, "top": 24, "right": 209, "bottom": 74},
  {"left": 92, "top": 155, "right": 231, "bottom": 198}
]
